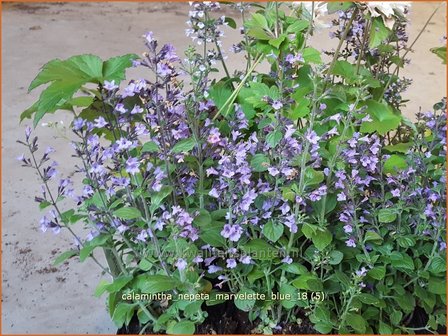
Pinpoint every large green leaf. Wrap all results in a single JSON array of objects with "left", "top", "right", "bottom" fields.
[
  {"left": 135, "top": 274, "right": 179, "bottom": 293},
  {"left": 369, "top": 17, "right": 390, "bottom": 49},
  {"left": 24, "top": 53, "right": 138, "bottom": 126},
  {"left": 360, "top": 100, "right": 401, "bottom": 135}
]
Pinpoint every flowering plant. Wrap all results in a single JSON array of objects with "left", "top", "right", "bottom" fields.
[{"left": 18, "top": 2, "right": 446, "bottom": 334}]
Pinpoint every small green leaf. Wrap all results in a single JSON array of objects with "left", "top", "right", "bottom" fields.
[
  {"left": 368, "top": 266, "right": 386, "bottom": 280},
  {"left": 266, "top": 130, "right": 283, "bottom": 148},
  {"left": 312, "top": 229, "right": 332, "bottom": 251},
  {"left": 329, "top": 250, "right": 344, "bottom": 265},
  {"left": 53, "top": 250, "right": 78, "bottom": 266},
  {"left": 234, "top": 288, "right": 257, "bottom": 312},
  {"left": 250, "top": 154, "right": 270, "bottom": 172},
  {"left": 167, "top": 321, "right": 195, "bottom": 335},
  {"left": 286, "top": 20, "right": 309, "bottom": 33},
  {"left": 346, "top": 313, "right": 366, "bottom": 333},
  {"left": 430, "top": 46, "right": 446, "bottom": 64},
  {"left": 142, "top": 141, "right": 159, "bottom": 153},
  {"left": 242, "top": 239, "right": 276, "bottom": 260},
  {"left": 378, "top": 208, "right": 397, "bottom": 223},
  {"left": 383, "top": 154, "right": 407, "bottom": 174},
  {"left": 379, "top": 321, "right": 393, "bottom": 334},
  {"left": 113, "top": 207, "right": 142, "bottom": 220},
  {"left": 302, "top": 47, "right": 322, "bottom": 64},
  {"left": 262, "top": 220, "right": 284, "bottom": 242},
  {"left": 135, "top": 274, "right": 178, "bottom": 293},
  {"left": 171, "top": 138, "right": 196, "bottom": 154},
  {"left": 369, "top": 17, "right": 390, "bottom": 49}
]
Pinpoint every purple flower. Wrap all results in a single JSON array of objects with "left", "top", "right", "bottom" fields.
[
  {"left": 272, "top": 100, "right": 283, "bottom": 110},
  {"left": 221, "top": 224, "right": 243, "bottom": 242},
  {"left": 207, "top": 127, "right": 221, "bottom": 144},
  {"left": 115, "top": 103, "right": 127, "bottom": 114},
  {"left": 94, "top": 116, "right": 108, "bottom": 128},
  {"left": 319, "top": 103, "right": 327, "bottom": 110},
  {"left": 268, "top": 167, "right": 279, "bottom": 177},
  {"left": 282, "top": 256, "right": 293, "bottom": 264},
  {"left": 103, "top": 80, "right": 118, "bottom": 91},
  {"left": 175, "top": 258, "right": 188, "bottom": 271},
  {"left": 346, "top": 238, "right": 356, "bottom": 247},
  {"left": 116, "top": 138, "right": 133, "bottom": 151},
  {"left": 337, "top": 192, "right": 347, "bottom": 201},
  {"left": 226, "top": 258, "right": 237, "bottom": 269},
  {"left": 193, "top": 256, "right": 204, "bottom": 264},
  {"left": 131, "top": 105, "right": 144, "bottom": 115},
  {"left": 240, "top": 255, "right": 252, "bottom": 264},
  {"left": 208, "top": 265, "right": 223, "bottom": 274},
  {"left": 391, "top": 188, "right": 401, "bottom": 197},
  {"left": 209, "top": 188, "right": 219, "bottom": 198},
  {"left": 143, "top": 31, "right": 154, "bottom": 43},
  {"left": 240, "top": 189, "right": 257, "bottom": 211},
  {"left": 343, "top": 224, "right": 353, "bottom": 234},
  {"left": 125, "top": 157, "right": 140, "bottom": 175},
  {"left": 156, "top": 63, "right": 172, "bottom": 77},
  {"left": 356, "top": 267, "right": 367, "bottom": 277}
]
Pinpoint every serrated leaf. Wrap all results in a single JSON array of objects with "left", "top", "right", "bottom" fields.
[
  {"left": 302, "top": 47, "right": 322, "bottom": 64},
  {"left": 103, "top": 54, "right": 138, "bottom": 81},
  {"left": 142, "top": 141, "right": 159, "bottom": 153},
  {"left": 383, "top": 154, "right": 407, "bottom": 174},
  {"left": 378, "top": 208, "right": 397, "bottom": 223},
  {"left": 135, "top": 274, "right": 178, "bottom": 293}
]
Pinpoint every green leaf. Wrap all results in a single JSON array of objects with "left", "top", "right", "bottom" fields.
[
  {"left": 327, "top": 2, "right": 354, "bottom": 14},
  {"left": 364, "top": 230, "right": 383, "bottom": 244},
  {"left": 331, "top": 60, "right": 355, "bottom": 80},
  {"left": 292, "top": 274, "right": 323, "bottom": 291},
  {"left": 329, "top": 250, "right": 344, "bottom": 265},
  {"left": 383, "top": 154, "right": 407, "bottom": 174},
  {"left": 53, "top": 250, "right": 78, "bottom": 266},
  {"left": 368, "top": 266, "right": 386, "bottom": 280},
  {"left": 167, "top": 321, "right": 195, "bottom": 335},
  {"left": 369, "top": 17, "right": 390, "bottom": 49},
  {"left": 242, "top": 239, "right": 276, "bottom": 260},
  {"left": 384, "top": 142, "right": 412, "bottom": 153},
  {"left": 346, "top": 313, "right": 366, "bottom": 333},
  {"left": 286, "top": 20, "right": 309, "bottom": 33},
  {"left": 302, "top": 47, "right": 322, "bottom": 64},
  {"left": 138, "top": 259, "right": 152, "bottom": 271},
  {"left": 171, "top": 138, "right": 196, "bottom": 154},
  {"left": 290, "top": 97, "right": 311, "bottom": 119},
  {"left": 150, "top": 186, "right": 173, "bottom": 210},
  {"left": 102, "top": 54, "right": 138, "bottom": 82},
  {"left": 428, "top": 277, "right": 446, "bottom": 295},
  {"left": 378, "top": 208, "right": 397, "bottom": 223},
  {"left": 262, "top": 220, "right": 284, "bottom": 243},
  {"left": 250, "top": 154, "right": 270, "bottom": 172},
  {"left": 430, "top": 46, "right": 446, "bottom": 64},
  {"left": 312, "top": 229, "right": 332, "bottom": 251},
  {"left": 135, "top": 274, "right": 178, "bottom": 293},
  {"left": 79, "top": 234, "right": 110, "bottom": 261},
  {"left": 360, "top": 100, "right": 401, "bottom": 135},
  {"left": 193, "top": 209, "right": 212, "bottom": 227},
  {"left": 358, "top": 293, "right": 380, "bottom": 306},
  {"left": 379, "top": 321, "right": 393, "bottom": 334},
  {"left": 428, "top": 255, "right": 446, "bottom": 274},
  {"left": 281, "top": 263, "right": 308, "bottom": 275},
  {"left": 234, "top": 288, "right": 257, "bottom": 312},
  {"left": 113, "top": 207, "right": 142, "bottom": 220},
  {"left": 142, "top": 141, "right": 159, "bottom": 153},
  {"left": 112, "top": 302, "right": 137, "bottom": 328},
  {"left": 251, "top": 13, "right": 269, "bottom": 30},
  {"left": 208, "top": 84, "right": 233, "bottom": 116},
  {"left": 105, "top": 275, "right": 133, "bottom": 293},
  {"left": 390, "top": 252, "right": 414, "bottom": 270},
  {"left": 225, "top": 17, "right": 237, "bottom": 29},
  {"left": 266, "top": 130, "right": 283, "bottom": 148},
  {"left": 201, "top": 224, "right": 226, "bottom": 247},
  {"left": 279, "top": 284, "right": 297, "bottom": 309},
  {"left": 397, "top": 236, "right": 416, "bottom": 248},
  {"left": 269, "top": 35, "right": 286, "bottom": 49}
]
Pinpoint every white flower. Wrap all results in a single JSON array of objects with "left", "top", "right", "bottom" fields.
[{"left": 364, "top": 2, "right": 411, "bottom": 29}]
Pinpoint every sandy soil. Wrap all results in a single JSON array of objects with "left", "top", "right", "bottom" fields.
[{"left": 1, "top": 2, "right": 446, "bottom": 334}]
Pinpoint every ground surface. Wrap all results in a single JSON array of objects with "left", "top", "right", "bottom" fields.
[{"left": 2, "top": 2, "right": 446, "bottom": 334}]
